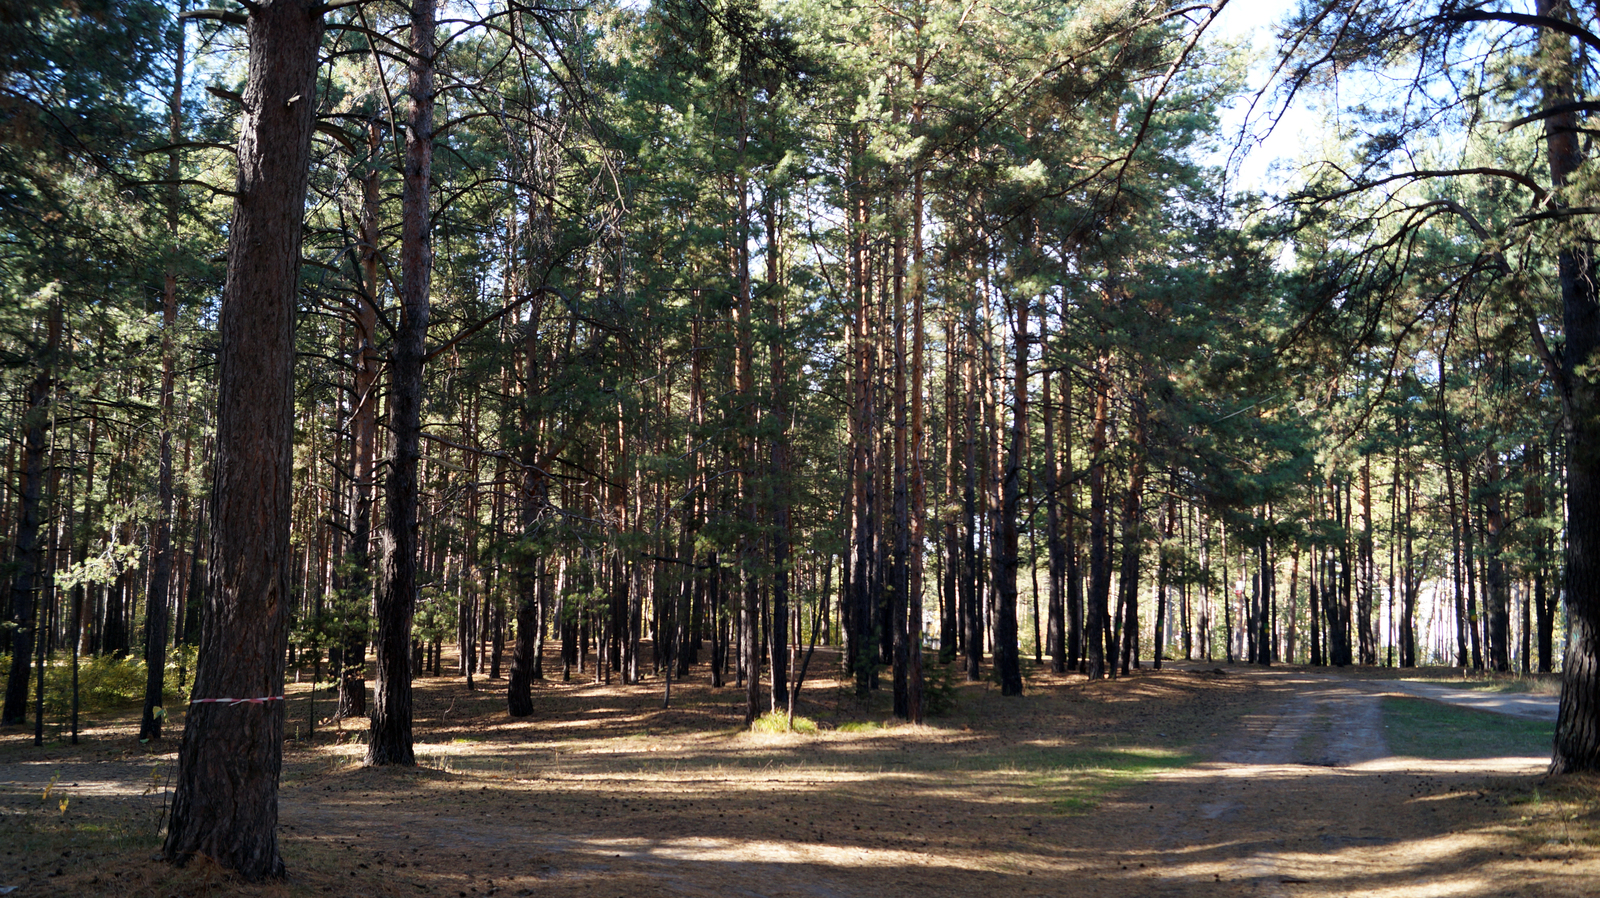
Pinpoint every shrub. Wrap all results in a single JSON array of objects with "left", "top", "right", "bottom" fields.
[{"left": 921, "top": 660, "right": 959, "bottom": 716}]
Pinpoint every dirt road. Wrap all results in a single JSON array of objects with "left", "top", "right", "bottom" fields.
[{"left": 3, "top": 663, "right": 1594, "bottom": 898}]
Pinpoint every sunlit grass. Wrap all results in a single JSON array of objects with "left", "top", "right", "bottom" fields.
[{"left": 1382, "top": 697, "right": 1552, "bottom": 760}]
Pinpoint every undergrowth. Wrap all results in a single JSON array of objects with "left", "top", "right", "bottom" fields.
[{"left": 0, "top": 648, "right": 195, "bottom": 720}]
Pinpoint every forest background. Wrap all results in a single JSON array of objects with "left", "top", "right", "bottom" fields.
[{"left": 4, "top": 0, "right": 1600, "bottom": 878}]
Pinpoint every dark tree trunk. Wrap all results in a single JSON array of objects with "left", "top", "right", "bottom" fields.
[
  {"left": 1483, "top": 453, "right": 1512, "bottom": 673},
  {"left": 2, "top": 304, "right": 59, "bottom": 726},
  {"left": 1154, "top": 492, "right": 1174, "bottom": 670},
  {"left": 162, "top": 0, "right": 324, "bottom": 880},
  {"left": 961, "top": 296, "right": 982, "bottom": 682},
  {"left": 368, "top": 0, "right": 434, "bottom": 766},
  {"left": 1546, "top": 0, "right": 1600, "bottom": 770},
  {"left": 139, "top": 15, "right": 186, "bottom": 741},
  {"left": 769, "top": 201, "right": 791, "bottom": 713},
  {"left": 1064, "top": 379, "right": 1084, "bottom": 673},
  {"left": 1042, "top": 324, "right": 1066, "bottom": 674},
  {"left": 992, "top": 279, "right": 1027, "bottom": 698},
  {"left": 336, "top": 118, "right": 385, "bottom": 721},
  {"left": 941, "top": 310, "right": 960, "bottom": 663},
  {"left": 1085, "top": 353, "right": 1111, "bottom": 679},
  {"left": 1115, "top": 386, "right": 1146, "bottom": 677},
  {"left": 1358, "top": 455, "right": 1376, "bottom": 665}
]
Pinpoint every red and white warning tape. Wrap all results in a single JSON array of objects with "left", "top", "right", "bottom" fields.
[{"left": 189, "top": 696, "right": 284, "bottom": 706}]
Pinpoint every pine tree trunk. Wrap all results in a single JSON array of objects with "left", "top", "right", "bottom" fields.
[
  {"left": 162, "top": 0, "right": 323, "bottom": 878},
  {"left": 1064, "top": 374, "right": 1083, "bottom": 672},
  {"left": 768, "top": 199, "right": 791, "bottom": 713},
  {"left": 1462, "top": 460, "right": 1483, "bottom": 669},
  {"left": 992, "top": 274, "right": 1026, "bottom": 697},
  {"left": 1085, "top": 353, "right": 1111, "bottom": 680},
  {"left": 1115, "top": 385, "right": 1146, "bottom": 677},
  {"left": 140, "top": 11, "right": 186, "bottom": 741},
  {"left": 1, "top": 304, "right": 59, "bottom": 726},
  {"left": 368, "top": 0, "right": 434, "bottom": 766},
  {"left": 1544, "top": 0, "right": 1600, "bottom": 770},
  {"left": 1042, "top": 329, "right": 1066, "bottom": 675},
  {"left": 336, "top": 117, "right": 384, "bottom": 721},
  {"left": 1483, "top": 452, "right": 1512, "bottom": 673},
  {"left": 1358, "top": 454, "right": 1376, "bottom": 665},
  {"left": 961, "top": 288, "right": 982, "bottom": 682}
]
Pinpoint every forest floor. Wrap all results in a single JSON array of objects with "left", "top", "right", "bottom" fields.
[{"left": 2, "top": 649, "right": 1597, "bottom": 898}]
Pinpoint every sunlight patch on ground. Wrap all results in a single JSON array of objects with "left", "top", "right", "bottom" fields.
[
  {"left": 571, "top": 834, "right": 977, "bottom": 870},
  {"left": 1146, "top": 831, "right": 1500, "bottom": 896}
]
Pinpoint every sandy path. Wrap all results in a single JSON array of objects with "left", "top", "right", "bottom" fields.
[{"left": 1096, "top": 667, "right": 1570, "bottom": 898}]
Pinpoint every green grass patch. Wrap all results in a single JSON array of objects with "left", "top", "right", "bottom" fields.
[
  {"left": 750, "top": 711, "right": 819, "bottom": 734},
  {"left": 1033, "top": 746, "right": 1199, "bottom": 815},
  {"left": 1382, "top": 696, "right": 1552, "bottom": 759},
  {"left": 1408, "top": 675, "right": 1560, "bottom": 695},
  {"left": 835, "top": 720, "right": 885, "bottom": 733}
]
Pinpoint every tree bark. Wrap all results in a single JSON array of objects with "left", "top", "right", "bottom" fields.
[
  {"left": 1085, "top": 353, "right": 1111, "bottom": 680},
  {"left": 162, "top": 0, "right": 323, "bottom": 879},
  {"left": 1544, "top": 0, "right": 1600, "bottom": 773},
  {"left": 992, "top": 274, "right": 1027, "bottom": 697},
  {"left": 1, "top": 303, "right": 59, "bottom": 726},
  {"left": 368, "top": 0, "right": 434, "bottom": 766}
]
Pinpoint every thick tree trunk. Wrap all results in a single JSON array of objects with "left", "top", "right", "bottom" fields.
[
  {"left": 368, "top": 0, "right": 434, "bottom": 766},
  {"left": 162, "top": 0, "right": 324, "bottom": 879},
  {"left": 1546, "top": 0, "right": 1600, "bottom": 769}
]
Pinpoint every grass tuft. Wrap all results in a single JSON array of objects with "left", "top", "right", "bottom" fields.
[{"left": 750, "top": 710, "right": 819, "bottom": 734}]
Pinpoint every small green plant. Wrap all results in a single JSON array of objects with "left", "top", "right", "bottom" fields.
[
  {"left": 750, "top": 710, "right": 818, "bottom": 734},
  {"left": 921, "top": 660, "right": 959, "bottom": 716}
]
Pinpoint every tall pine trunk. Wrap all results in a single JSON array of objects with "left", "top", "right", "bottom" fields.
[
  {"left": 368, "top": 0, "right": 434, "bottom": 766},
  {"left": 140, "top": 10, "right": 186, "bottom": 741},
  {"left": 163, "top": 0, "right": 324, "bottom": 878},
  {"left": 1544, "top": 0, "right": 1600, "bottom": 770}
]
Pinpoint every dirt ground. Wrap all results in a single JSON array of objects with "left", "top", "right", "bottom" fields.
[{"left": 2, "top": 650, "right": 1597, "bottom": 897}]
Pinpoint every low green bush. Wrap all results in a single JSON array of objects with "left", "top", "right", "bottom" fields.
[{"left": 922, "top": 659, "right": 959, "bottom": 716}]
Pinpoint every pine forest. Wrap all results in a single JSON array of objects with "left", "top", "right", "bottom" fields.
[{"left": 4, "top": 0, "right": 1600, "bottom": 891}]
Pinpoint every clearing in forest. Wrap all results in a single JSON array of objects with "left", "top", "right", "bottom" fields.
[{"left": 2, "top": 652, "right": 1597, "bottom": 898}]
